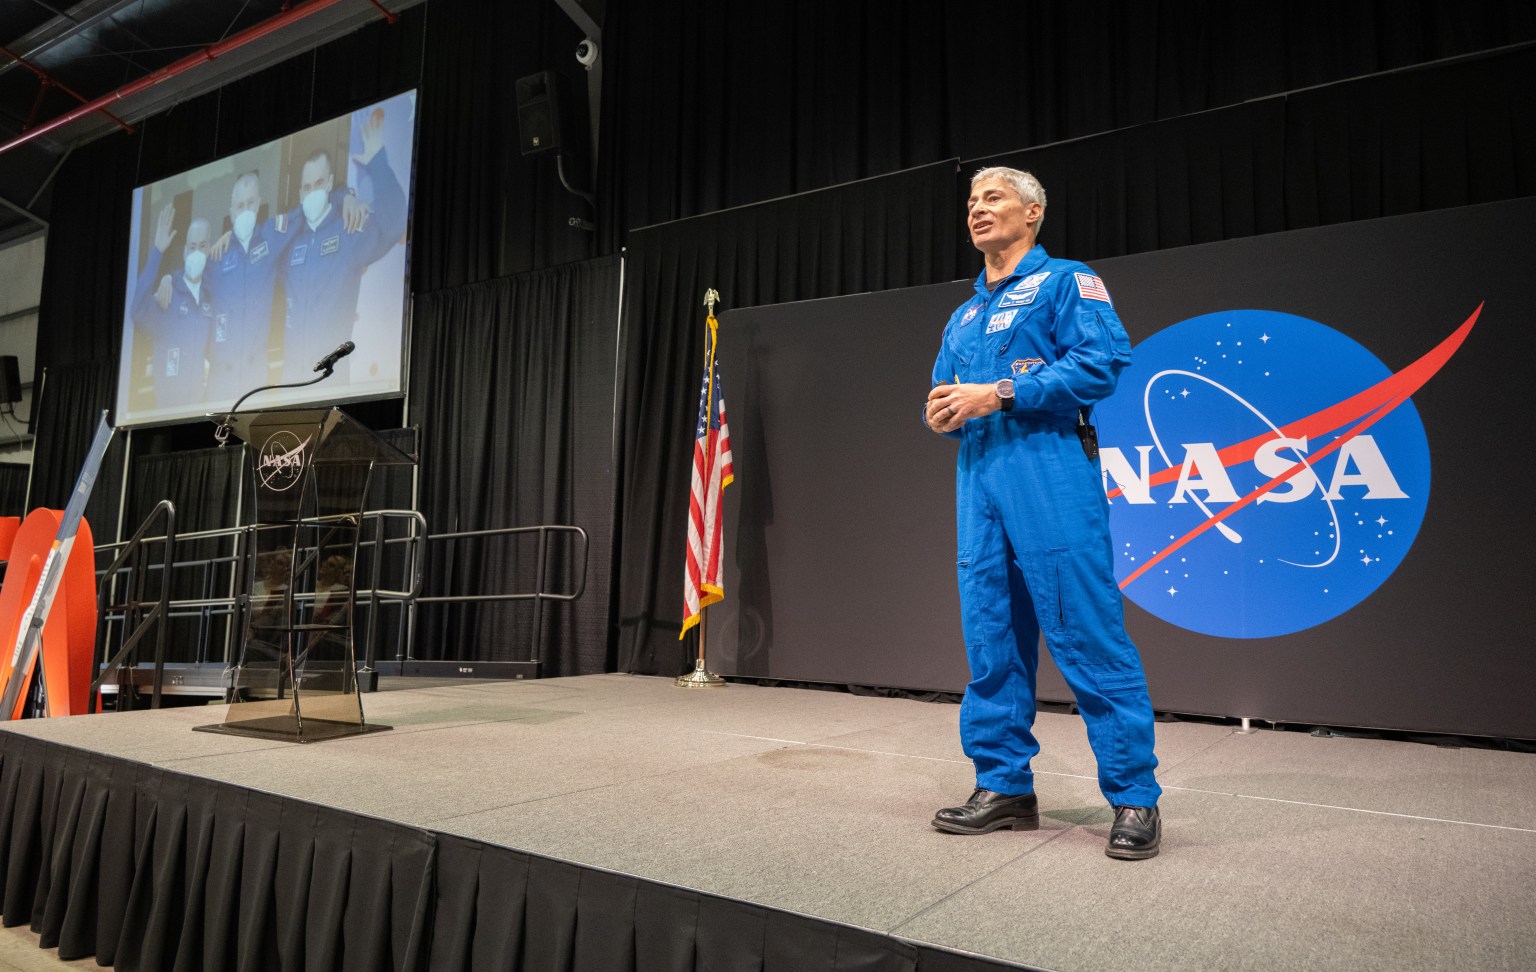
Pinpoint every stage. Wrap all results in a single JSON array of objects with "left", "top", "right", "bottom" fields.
[{"left": 0, "top": 675, "right": 1532, "bottom": 971}]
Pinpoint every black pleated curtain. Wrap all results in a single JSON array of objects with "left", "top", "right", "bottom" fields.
[
  {"left": 0, "top": 465, "right": 25, "bottom": 518},
  {"left": 614, "top": 162, "right": 965, "bottom": 676},
  {"left": 1280, "top": 47, "right": 1536, "bottom": 228},
  {"left": 122, "top": 446, "right": 243, "bottom": 664},
  {"left": 1, "top": 734, "right": 1021, "bottom": 970},
  {"left": 411, "top": 0, "right": 594, "bottom": 292},
  {"left": 27, "top": 360, "right": 125, "bottom": 539},
  {"left": 965, "top": 100, "right": 1290, "bottom": 266},
  {"left": 601, "top": 0, "right": 1536, "bottom": 233},
  {"left": 965, "top": 47, "right": 1536, "bottom": 266},
  {"left": 410, "top": 256, "right": 620, "bottom": 676}
]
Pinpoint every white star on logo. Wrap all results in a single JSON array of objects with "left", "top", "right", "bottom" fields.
[
  {"left": 1361, "top": 554, "right": 1373, "bottom": 566},
  {"left": 1180, "top": 388, "right": 1190, "bottom": 398},
  {"left": 1260, "top": 333, "right": 1271, "bottom": 343},
  {"left": 1167, "top": 586, "right": 1178, "bottom": 596},
  {"left": 1375, "top": 515, "right": 1388, "bottom": 527}
]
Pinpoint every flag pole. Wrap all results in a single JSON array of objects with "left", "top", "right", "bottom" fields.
[
  {"left": 676, "top": 605, "right": 724, "bottom": 687},
  {"left": 678, "top": 288, "right": 727, "bottom": 688}
]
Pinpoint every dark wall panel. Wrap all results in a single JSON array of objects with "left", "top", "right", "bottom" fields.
[{"left": 710, "top": 197, "right": 1536, "bottom": 739}]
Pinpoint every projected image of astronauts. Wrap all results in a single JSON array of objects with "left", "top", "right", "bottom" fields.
[{"left": 118, "top": 90, "right": 415, "bottom": 426}]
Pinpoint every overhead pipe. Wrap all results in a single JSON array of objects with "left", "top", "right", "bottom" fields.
[
  {"left": 365, "top": 0, "right": 399, "bottom": 25},
  {"left": 0, "top": 0, "right": 353, "bottom": 158},
  {"left": 1, "top": 44, "right": 133, "bottom": 134}
]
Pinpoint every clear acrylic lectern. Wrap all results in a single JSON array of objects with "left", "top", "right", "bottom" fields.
[{"left": 195, "top": 407, "right": 416, "bottom": 742}]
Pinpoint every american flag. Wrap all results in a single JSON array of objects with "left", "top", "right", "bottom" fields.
[
  {"left": 1075, "top": 271, "right": 1112, "bottom": 304},
  {"left": 681, "top": 316, "right": 734, "bottom": 637}
]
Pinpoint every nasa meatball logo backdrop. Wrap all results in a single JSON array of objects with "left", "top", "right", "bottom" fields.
[{"left": 1096, "top": 308, "right": 1472, "bottom": 638}]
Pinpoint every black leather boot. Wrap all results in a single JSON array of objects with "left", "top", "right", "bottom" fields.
[
  {"left": 1106, "top": 805, "right": 1160, "bottom": 859},
  {"left": 932, "top": 788, "right": 1040, "bottom": 834}
]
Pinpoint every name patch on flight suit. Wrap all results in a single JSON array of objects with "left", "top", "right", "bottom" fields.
[
  {"left": 321, "top": 235, "right": 341, "bottom": 255},
  {"left": 291, "top": 244, "right": 307, "bottom": 266},
  {"left": 251, "top": 240, "right": 269, "bottom": 262},
  {"left": 1000, "top": 272, "right": 1050, "bottom": 308},
  {"left": 986, "top": 309, "right": 1019, "bottom": 334}
]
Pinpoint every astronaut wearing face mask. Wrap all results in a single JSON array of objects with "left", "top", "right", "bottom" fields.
[
  {"left": 131, "top": 204, "right": 215, "bottom": 411},
  {"left": 279, "top": 107, "right": 405, "bottom": 383},
  {"left": 204, "top": 172, "right": 287, "bottom": 390}
]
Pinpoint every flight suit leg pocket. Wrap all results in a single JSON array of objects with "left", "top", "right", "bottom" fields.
[{"left": 1020, "top": 547, "right": 1075, "bottom": 636}]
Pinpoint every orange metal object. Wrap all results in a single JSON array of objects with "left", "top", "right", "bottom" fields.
[{"left": 0, "top": 509, "right": 100, "bottom": 717}]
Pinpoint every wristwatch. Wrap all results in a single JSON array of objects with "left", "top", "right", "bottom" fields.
[{"left": 995, "top": 378, "right": 1015, "bottom": 412}]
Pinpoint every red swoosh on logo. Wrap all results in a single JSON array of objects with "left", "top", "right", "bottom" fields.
[{"left": 1115, "top": 304, "right": 1481, "bottom": 590}]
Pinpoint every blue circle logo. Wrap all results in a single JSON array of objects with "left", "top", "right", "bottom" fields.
[{"left": 1095, "top": 310, "right": 1432, "bottom": 638}]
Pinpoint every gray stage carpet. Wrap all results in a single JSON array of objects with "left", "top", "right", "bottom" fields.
[{"left": 2, "top": 674, "right": 1533, "bottom": 971}]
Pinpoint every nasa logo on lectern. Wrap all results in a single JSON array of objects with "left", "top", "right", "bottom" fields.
[
  {"left": 1095, "top": 308, "right": 1472, "bottom": 639},
  {"left": 257, "top": 431, "right": 313, "bottom": 492}
]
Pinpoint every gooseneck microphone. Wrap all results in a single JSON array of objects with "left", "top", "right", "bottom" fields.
[
  {"left": 213, "top": 342, "right": 358, "bottom": 446},
  {"left": 313, "top": 341, "right": 356, "bottom": 373}
]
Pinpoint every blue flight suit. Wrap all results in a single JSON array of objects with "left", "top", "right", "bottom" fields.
[
  {"left": 210, "top": 219, "right": 293, "bottom": 392},
  {"left": 931, "top": 244, "right": 1161, "bottom": 809},
  {"left": 131, "top": 248, "right": 214, "bottom": 411},
  {"left": 280, "top": 149, "right": 406, "bottom": 382}
]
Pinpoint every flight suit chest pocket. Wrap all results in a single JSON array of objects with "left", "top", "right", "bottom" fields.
[
  {"left": 987, "top": 303, "right": 1047, "bottom": 363},
  {"left": 944, "top": 326, "right": 973, "bottom": 369}
]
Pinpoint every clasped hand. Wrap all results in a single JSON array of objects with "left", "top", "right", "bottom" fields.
[{"left": 926, "top": 382, "right": 999, "bottom": 433}]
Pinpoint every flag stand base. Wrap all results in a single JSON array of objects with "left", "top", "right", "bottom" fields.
[{"left": 676, "top": 660, "right": 726, "bottom": 688}]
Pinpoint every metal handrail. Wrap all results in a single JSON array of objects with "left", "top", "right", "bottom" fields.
[
  {"left": 90, "top": 500, "right": 176, "bottom": 709},
  {"left": 411, "top": 523, "right": 590, "bottom": 669},
  {"left": 93, "top": 511, "right": 426, "bottom": 605},
  {"left": 415, "top": 524, "right": 589, "bottom": 603},
  {"left": 86, "top": 512, "right": 590, "bottom": 682}
]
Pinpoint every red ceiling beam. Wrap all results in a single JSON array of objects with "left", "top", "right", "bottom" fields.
[
  {"left": 1, "top": 44, "right": 133, "bottom": 134},
  {"left": 0, "top": 0, "right": 354, "bottom": 158}
]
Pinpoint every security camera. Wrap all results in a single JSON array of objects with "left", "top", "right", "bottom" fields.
[{"left": 575, "top": 39, "right": 598, "bottom": 69}]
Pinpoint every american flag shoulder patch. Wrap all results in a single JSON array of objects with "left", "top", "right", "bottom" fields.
[
  {"left": 1075, "top": 272, "right": 1111, "bottom": 303},
  {"left": 274, "top": 213, "right": 288, "bottom": 234}
]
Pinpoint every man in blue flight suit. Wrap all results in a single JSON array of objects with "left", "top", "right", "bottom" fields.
[
  {"left": 207, "top": 173, "right": 287, "bottom": 392},
  {"left": 925, "top": 167, "right": 1163, "bottom": 859},
  {"left": 280, "top": 109, "right": 405, "bottom": 382},
  {"left": 131, "top": 204, "right": 216, "bottom": 413}
]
